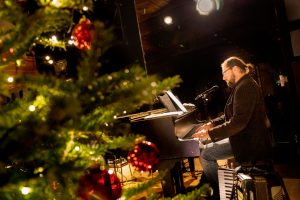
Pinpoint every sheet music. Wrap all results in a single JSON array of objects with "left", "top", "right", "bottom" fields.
[{"left": 166, "top": 90, "right": 188, "bottom": 113}]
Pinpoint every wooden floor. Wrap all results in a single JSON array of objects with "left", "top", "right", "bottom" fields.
[
  {"left": 116, "top": 158, "right": 204, "bottom": 199},
  {"left": 111, "top": 154, "right": 300, "bottom": 200}
]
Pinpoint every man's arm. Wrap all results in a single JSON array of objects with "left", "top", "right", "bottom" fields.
[{"left": 208, "top": 80, "right": 258, "bottom": 142}]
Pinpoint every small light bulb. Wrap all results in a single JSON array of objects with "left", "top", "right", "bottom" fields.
[
  {"left": 16, "top": 59, "right": 22, "bottom": 66},
  {"left": 108, "top": 169, "right": 114, "bottom": 174},
  {"left": 150, "top": 81, "right": 157, "bottom": 87},
  {"left": 75, "top": 146, "right": 80, "bottom": 151},
  {"left": 83, "top": 6, "right": 89, "bottom": 11},
  {"left": 45, "top": 55, "right": 50, "bottom": 60},
  {"left": 68, "top": 39, "right": 74, "bottom": 45},
  {"left": 51, "top": 0, "right": 62, "bottom": 7},
  {"left": 50, "top": 35, "right": 58, "bottom": 43},
  {"left": 7, "top": 77, "right": 14, "bottom": 83},
  {"left": 164, "top": 16, "right": 173, "bottom": 25},
  {"left": 29, "top": 105, "right": 36, "bottom": 112},
  {"left": 48, "top": 60, "right": 54, "bottom": 64},
  {"left": 21, "top": 187, "right": 32, "bottom": 195}
]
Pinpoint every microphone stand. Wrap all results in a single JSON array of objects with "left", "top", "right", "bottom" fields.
[
  {"left": 194, "top": 85, "right": 219, "bottom": 120},
  {"left": 194, "top": 93, "right": 210, "bottom": 120}
]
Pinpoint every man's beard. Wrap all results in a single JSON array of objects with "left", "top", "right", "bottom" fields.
[{"left": 226, "top": 75, "right": 236, "bottom": 88}]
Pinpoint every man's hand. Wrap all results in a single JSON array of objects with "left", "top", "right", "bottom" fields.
[
  {"left": 192, "top": 129, "right": 210, "bottom": 141},
  {"left": 195, "top": 122, "right": 213, "bottom": 133}
]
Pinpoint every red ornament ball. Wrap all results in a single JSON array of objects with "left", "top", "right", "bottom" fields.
[
  {"left": 77, "top": 166, "right": 122, "bottom": 200},
  {"left": 128, "top": 141, "right": 159, "bottom": 172},
  {"left": 72, "top": 18, "right": 94, "bottom": 50}
]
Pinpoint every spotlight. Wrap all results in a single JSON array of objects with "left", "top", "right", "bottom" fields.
[
  {"left": 164, "top": 16, "right": 173, "bottom": 25},
  {"left": 195, "top": 0, "right": 222, "bottom": 15}
]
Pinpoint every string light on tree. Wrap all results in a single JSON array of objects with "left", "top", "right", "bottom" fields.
[
  {"left": 28, "top": 105, "right": 36, "bottom": 112},
  {"left": 83, "top": 6, "right": 89, "bottom": 11},
  {"left": 68, "top": 36, "right": 75, "bottom": 45},
  {"left": 21, "top": 187, "right": 32, "bottom": 195},
  {"left": 1, "top": 48, "right": 14, "bottom": 62},
  {"left": 75, "top": 146, "right": 80, "bottom": 151},
  {"left": 50, "top": 35, "right": 58, "bottom": 44},
  {"left": 45, "top": 55, "right": 55, "bottom": 65},
  {"left": 7, "top": 76, "right": 14, "bottom": 83},
  {"left": 16, "top": 59, "right": 22, "bottom": 66},
  {"left": 51, "top": 0, "right": 62, "bottom": 7}
]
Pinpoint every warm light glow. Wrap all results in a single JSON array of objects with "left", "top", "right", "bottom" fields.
[
  {"left": 51, "top": 0, "right": 62, "bottom": 7},
  {"left": 150, "top": 81, "right": 157, "bottom": 87},
  {"left": 50, "top": 35, "right": 58, "bottom": 43},
  {"left": 34, "top": 167, "right": 44, "bottom": 175},
  {"left": 29, "top": 105, "right": 36, "bottom": 112},
  {"left": 278, "top": 75, "right": 288, "bottom": 87},
  {"left": 75, "top": 146, "right": 80, "bottom": 151},
  {"left": 108, "top": 169, "right": 114, "bottom": 174},
  {"left": 83, "top": 6, "right": 89, "bottom": 11},
  {"left": 21, "top": 187, "right": 32, "bottom": 195},
  {"left": 164, "top": 16, "right": 173, "bottom": 25},
  {"left": 16, "top": 59, "right": 22, "bottom": 66},
  {"left": 48, "top": 59, "right": 54, "bottom": 64},
  {"left": 45, "top": 55, "right": 50, "bottom": 60},
  {"left": 7, "top": 76, "right": 14, "bottom": 83},
  {"left": 68, "top": 39, "right": 74, "bottom": 45}
]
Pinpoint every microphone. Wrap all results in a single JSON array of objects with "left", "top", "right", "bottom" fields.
[{"left": 195, "top": 85, "right": 219, "bottom": 101}]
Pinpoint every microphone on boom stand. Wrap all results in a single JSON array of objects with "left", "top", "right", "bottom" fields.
[{"left": 194, "top": 85, "right": 219, "bottom": 101}]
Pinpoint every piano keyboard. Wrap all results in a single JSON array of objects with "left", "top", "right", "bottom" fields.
[{"left": 218, "top": 167, "right": 235, "bottom": 200}]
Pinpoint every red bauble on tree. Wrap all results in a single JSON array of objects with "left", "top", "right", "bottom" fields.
[
  {"left": 77, "top": 166, "right": 122, "bottom": 200},
  {"left": 72, "top": 17, "right": 94, "bottom": 50},
  {"left": 128, "top": 140, "right": 159, "bottom": 172}
]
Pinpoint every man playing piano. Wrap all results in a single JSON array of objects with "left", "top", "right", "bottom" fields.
[{"left": 192, "top": 56, "right": 272, "bottom": 199}]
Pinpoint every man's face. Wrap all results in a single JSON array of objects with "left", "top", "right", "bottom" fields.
[{"left": 222, "top": 66, "right": 235, "bottom": 87}]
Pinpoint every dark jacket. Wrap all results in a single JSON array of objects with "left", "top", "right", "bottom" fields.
[{"left": 208, "top": 74, "right": 272, "bottom": 163}]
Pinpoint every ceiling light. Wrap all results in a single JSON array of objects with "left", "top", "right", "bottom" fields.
[
  {"left": 164, "top": 16, "right": 173, "bottom": 25},
  {"left": 196, "top": 0, "right": 215, "bottom": 15},
  {"left": 195, "top": 0, "right": 222, "bottom": 15}
]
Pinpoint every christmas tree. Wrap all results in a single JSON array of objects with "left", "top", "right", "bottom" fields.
[{"left": 0, "top": 1, "right": 207, "bottom": 199}]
